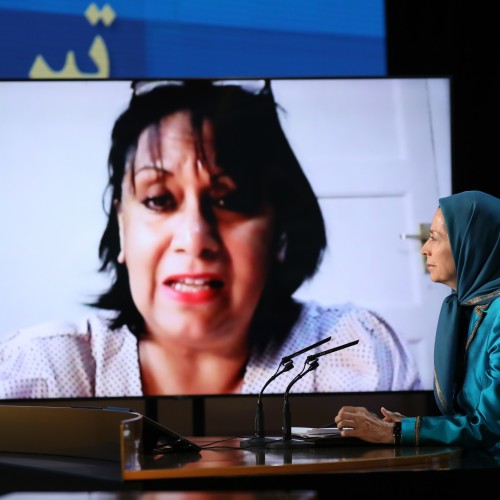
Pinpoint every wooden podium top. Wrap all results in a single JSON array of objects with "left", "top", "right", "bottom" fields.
[
  {"left": 2, "top": 406, "right": 498, "bottom": 496},
  {"left": 0, "top": 405, "right": 465, "bottom": 484},
  {"left": 122, "top": 436, "right": 463, "bottom": 481}
]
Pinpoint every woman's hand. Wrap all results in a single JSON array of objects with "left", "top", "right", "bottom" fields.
[
  {"left": 334, "top": 406, "right": 396, "bottom": 444},
  {"left": 380, "top": 406, "right": 405, "bottom": 422}
]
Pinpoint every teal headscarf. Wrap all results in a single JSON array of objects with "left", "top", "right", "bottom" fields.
[{"left": 434, "top": 190, "right": 500, "bottom": 414}]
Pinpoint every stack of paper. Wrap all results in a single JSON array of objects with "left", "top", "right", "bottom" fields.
[{"left": 291, "top": 426, "right": 343, "bottom": 439}]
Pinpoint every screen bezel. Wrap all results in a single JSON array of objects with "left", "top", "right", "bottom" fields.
[{"left": 0, "top": 76, "right": 452, "bottom": 403}]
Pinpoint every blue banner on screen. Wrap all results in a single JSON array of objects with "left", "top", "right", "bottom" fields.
[{"left": 0, "top": 0, "right": 386, "bottom": 78}]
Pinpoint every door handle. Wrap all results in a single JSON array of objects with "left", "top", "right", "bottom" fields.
[
  {"left": 400, "top": 223, "right": 430, "bottom": 244},
  {"left": 400, "top": 223, "right": 430, "bottom": 273}
]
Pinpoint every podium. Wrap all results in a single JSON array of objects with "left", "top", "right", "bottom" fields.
[
  {"left": 0, "top": 404, "right": 199, "bottom": 466},
  {"left": 0, "top": 404, "right": 471, "bottom": 494}
]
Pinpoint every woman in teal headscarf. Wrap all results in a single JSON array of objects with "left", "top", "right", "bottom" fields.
[{"left": 334, "top": 190, "right": 500, "bottom": 452}]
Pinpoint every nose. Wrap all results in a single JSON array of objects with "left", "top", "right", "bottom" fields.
[
  {"left": 171, "top": 198, "right": 220, "bottom": 258},
  {"left": 420, "top": 240, "right": 430, "bottom": 256}
]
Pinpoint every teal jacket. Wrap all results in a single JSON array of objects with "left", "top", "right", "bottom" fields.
[{"left": 401, "top": 297, "right": 500, "bottom": 450}]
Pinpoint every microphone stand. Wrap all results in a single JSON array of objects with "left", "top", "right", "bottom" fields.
[
  {"left": 255, "top": 360, "right": 294, "bottom": 439},
  {"left": 265, "top": 358, "right": 320, "bottom": 449},
  {"left": 241, "top": 361, "right": 294, "bottom": 446},
  {"left": 240, "top": 336, "right": 332, "bottom": 448},
  {"left": 268, "top": 339, "right": 360, "bottom": 449},
  {"left": 282, "top": 359, "right": 319, "bottom": 441}
]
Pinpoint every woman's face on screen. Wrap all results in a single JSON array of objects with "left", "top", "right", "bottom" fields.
[{"left": 116, "top": 111, "right": 276, "bottom": 349}]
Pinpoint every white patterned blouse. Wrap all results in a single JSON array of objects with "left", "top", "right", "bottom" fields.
[{"left": 0, "top": 301, "right": 421, "bottom": 399}]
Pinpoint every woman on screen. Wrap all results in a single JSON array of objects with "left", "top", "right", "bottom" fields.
[{"left": 0, "top": 79, "right": 421, "bottom": 398}]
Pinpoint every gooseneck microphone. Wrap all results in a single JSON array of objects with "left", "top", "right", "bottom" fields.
[
  {"left": 279, "top": 336, "right": 332, "bottom": 364},
  {"left": 306, "top": 339, "right": 359, "bottom": 363},
  {"left": 240, "top": 336, "right": 331, "bottom": 447},
  {"left": 254, "top": 335, "right": 332, "bottom": 439},
  {"left": 281, "top": 339, "right": 360, "bottom": 443},
  {"left": 254, "top": 360, "right": 294, "bottom": 439},
  {"left": 282, "top": 358, "right": 320, "bottom": 440}
]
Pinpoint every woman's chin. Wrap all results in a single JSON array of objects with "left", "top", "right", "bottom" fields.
[{"left": 147, "top": 317, "right": 219, "bottom": 342}]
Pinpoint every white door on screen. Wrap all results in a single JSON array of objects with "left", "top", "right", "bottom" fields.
[{"left": 274, "top": 78, "right": 452, "bottom": 390}]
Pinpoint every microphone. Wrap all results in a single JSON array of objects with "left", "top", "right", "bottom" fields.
[
  {"left": 280, "top": 336, "right": 332, "bottom": 364},
  {"left": 281, "top": 339, "right": 360, "bottom": 443},
  {"left": 282, "top": 358, "right": 319, "bottom": 440},
  {"left": 240, "top": 336, "right": 331, "bottom": 447},
  {"left": 254, "top": 360, "right": 294, "bottom": 439},
  {"left": 254, "top": 336, "right": 331, "bottom": 439},
  {"left": 306, "top": 339, "right": 359, "bottom": 362}
]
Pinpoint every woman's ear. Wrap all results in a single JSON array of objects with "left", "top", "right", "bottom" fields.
[
  {"left": 115, "top": 200, "right": 126, "bottom": 264},
  {"left": 276, "top": 232, "right": 287, "bottom": 263},
  {"left": 117, "top": 248, "right": 125, "bottom": 265}
]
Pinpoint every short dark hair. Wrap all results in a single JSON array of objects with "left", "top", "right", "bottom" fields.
[{"left": 91, "top": 79, "right": 327, "bottom": 340}]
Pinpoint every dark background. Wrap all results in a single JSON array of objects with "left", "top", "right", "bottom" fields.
[{"left": 386, "top": 0, "right": 499, "bottom": 198}]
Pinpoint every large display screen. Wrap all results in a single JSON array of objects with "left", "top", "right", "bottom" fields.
[{"left": 0, "top": 77, "right": 451, "bottom": 400}]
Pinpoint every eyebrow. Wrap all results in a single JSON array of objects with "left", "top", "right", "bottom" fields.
[
  {"left": 134, "top": 165, "right": 171, "bottom": 176},
  {"left": 133, "top": 164, "right": 230, "bottom": 183},
  {"left": 430, "top": 226, "right": 447, "bottom": 238}
]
